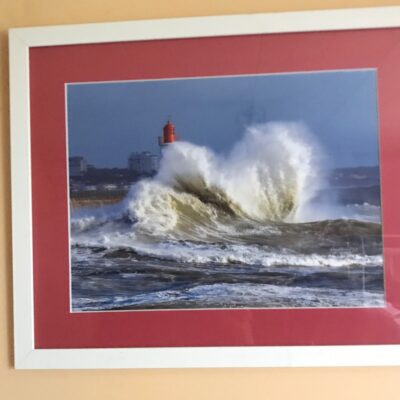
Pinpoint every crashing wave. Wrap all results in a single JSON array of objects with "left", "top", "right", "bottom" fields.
[{"left": 124, "top": 122, "right": 324, "bottom": 239}]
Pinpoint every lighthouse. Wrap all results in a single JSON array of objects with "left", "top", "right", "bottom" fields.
[{"left": 158, "top": 120, "right": 177, "bottom": 152}]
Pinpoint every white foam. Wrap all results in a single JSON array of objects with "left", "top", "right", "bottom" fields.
[
  {"left": 127, "top": 242, "right": 382, "bottom": 268},
  {"left": 120, "top": 122, "right": 327, "bottom": 239},
  {"left": 71, "top": 234, "right": 381, "bottom": 268},
  {"left": 72, "top": 282, "right": 385, "bottom": 311}
]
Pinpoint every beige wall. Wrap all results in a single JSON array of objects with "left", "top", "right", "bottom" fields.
[{"left": 2, "top": 1, "right": 400, "bottom": 398}]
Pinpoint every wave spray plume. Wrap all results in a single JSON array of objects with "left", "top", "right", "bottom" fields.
[{"left": 125, "top": 122, "right": 324, "bottom": 239}]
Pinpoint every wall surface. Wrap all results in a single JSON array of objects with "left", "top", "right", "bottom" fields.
[{"left": 2, "top": 1, "right": 400, "bottom": 399}]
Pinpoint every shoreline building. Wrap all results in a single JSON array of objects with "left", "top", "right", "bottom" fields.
[
  {"left": 128, "top": 151, "right": 159, "bottom": 175},
  {"left": 69, "top": 156, "right": 87, "bottom": 177}
]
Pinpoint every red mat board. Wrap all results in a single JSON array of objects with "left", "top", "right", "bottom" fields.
[{"left": 29, "top": 28, "right": 400, "bottom": 349}]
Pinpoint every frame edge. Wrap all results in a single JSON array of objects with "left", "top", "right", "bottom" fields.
[
  {"left": 8, "top": 6, "right": 400, "bottom": 48},
  {"left": 9, "top": 30, "right": 35, "bottom": 369}
]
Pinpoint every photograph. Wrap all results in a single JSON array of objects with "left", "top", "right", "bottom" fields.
[{"left": 67, "top": 69, "right": 384, "bottom": 312}]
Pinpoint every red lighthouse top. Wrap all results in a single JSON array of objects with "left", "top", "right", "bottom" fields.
[{"left": 162, "top": 120, "right": 176, "bottom": 143}]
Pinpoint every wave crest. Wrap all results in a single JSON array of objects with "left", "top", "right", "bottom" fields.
[{"left": 125, "top": 122, "right": 324, "bottom": 238}]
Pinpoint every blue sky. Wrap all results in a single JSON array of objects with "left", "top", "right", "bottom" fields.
[{"left": 67, "top": 69, "right": 379, "bottom": 168}]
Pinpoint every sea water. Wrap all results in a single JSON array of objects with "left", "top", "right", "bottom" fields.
[{"left": 70, "top": 123, "right": 384, "bottom": 311}]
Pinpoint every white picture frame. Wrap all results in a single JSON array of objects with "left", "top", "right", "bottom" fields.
[{"left": 9, "top": 5, "right": 400, "bottom": 369}]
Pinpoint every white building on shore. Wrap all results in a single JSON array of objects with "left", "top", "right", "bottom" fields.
[{"left": 128, "top": 151, "right": 159, "bottom": 175}]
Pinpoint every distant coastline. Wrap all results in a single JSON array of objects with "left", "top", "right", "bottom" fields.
[{"left": 70, "top": 189, "right": 127, "bottom": 208}]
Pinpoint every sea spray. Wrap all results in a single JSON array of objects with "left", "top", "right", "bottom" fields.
[
  {"left": 219, "top": 122, "right": 324, "bottom": 222},
  {"left": 125, "top": 122, "right": 325, "bottom": 238}
]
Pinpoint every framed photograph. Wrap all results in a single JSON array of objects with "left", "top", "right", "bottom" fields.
[{"left": 10, "top": 6, "right": 400, "bottom": 369}]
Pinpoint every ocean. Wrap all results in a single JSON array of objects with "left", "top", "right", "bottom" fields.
[{"left": 70, "top": 123, "right": 384, "bottom": 311}]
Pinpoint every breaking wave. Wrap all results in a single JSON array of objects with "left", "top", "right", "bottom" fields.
[
  {"left": 70, "top": 122, "right": 382, "bottom": 270},
  {"left": 123, "top": 122, "right": 324, "bottom": 240}
]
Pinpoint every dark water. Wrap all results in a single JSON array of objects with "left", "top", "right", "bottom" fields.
[
  {"left": 71, "top": 246, "right": 384, "bottom": 310},
  {"left": 71, "top": 216, "right": 384, "bottom": 311},
  {"left": 70, "top": 164, "right": 385, "bottom": 311}
]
